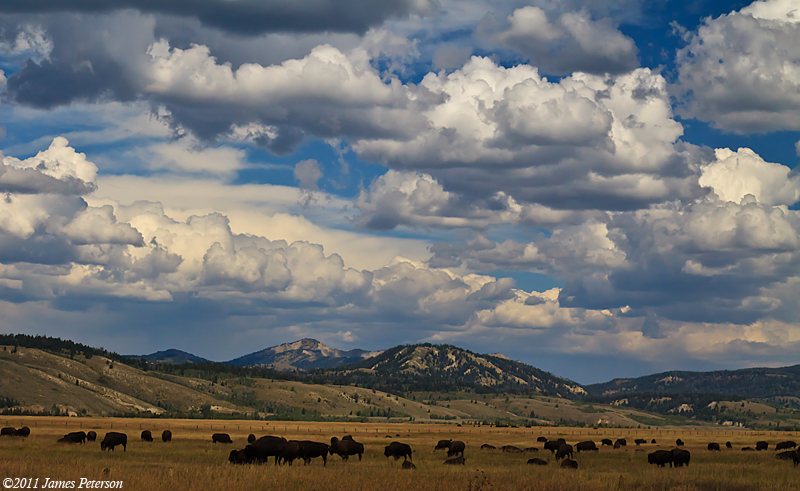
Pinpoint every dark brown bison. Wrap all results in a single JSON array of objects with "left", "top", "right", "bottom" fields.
[
  {"left": 17, "top": 427, "right": 30, "bottom": 437},
  {"left": 0, "top": 427, "right": 17, "bottom": 437},
  {"left": 776, "top": 441, "right": 796, "bottom": 451},
  {"left": 601, "top": 438, "right": 613, "bottom": 446},
  {"left": 342, "top": 435, "right": 355, "bottom": 442},
  {"left": 671, "top": 448, "right": 690, "bottom": 467},
  {"left": 212, "top": 433, "right": 232, "bottom": 444},
  {"left": 776, "top": 451, "right": 795, "bottom": 460},
  {"left": 742, "top": 447, "right": 755, "bottom": 451},
  {"left": 100, "top": 432, "right": 127, "bottom": 452},
  {"left": 435, "top": 439, "right": 466, "bottom": 457},
  {"left": 480, "top": 444, "right": 496, "bottom": 450},
  {"left": 634, "top": 439, "right": 647, "bottom": 445},
  {"left": 615, "top": 438, "right": 627, "bottom": 447},
  {"left": 523, "top": 447, "right": 539, "bottom": 452},
  {"left": 560, "top": 459, "right": 578, "bottom": 469},
  {"left": 86, "top": 431, "right": 97, "bottom": 442},
  {"left": 401, "top": 460, "right": 416, "bottom": 469},
  {"left": 793, "top": 450, "right": 800, "bottom": 466},
  {"left": 297, "top": 441, "right": 328, "bottom": 466},
  {"left": 555, "top": 444, "right": 573, "bottom": 461},
  {"left": 247, "top": 434, "right": 256, "bottom": 444},
  {"left": 59, "top": 431, "right": 86, "bottom": 444},
  {"left": 385, "top": 442, "right": 413, "bottom": 461},
  {"left": 527, "top": 458, "right": 548, "bottom": 465},
  {"left": 278, "top": 440, "right": 302, "bottom": 465},
  {"left": 675, "top": 439, "right": 684, "bottom": 446},
  {"left": 648, "top": 450, "right": 673, "bottom": 468},
  {"left": 502, "top": 445, "right": 523, "bottom": 453},
  {"left": 575, "top": 441, "right": 598, "bottom": 452},
  {"left": 536, "top": 436, "right": 548, "bottom": 442},
  {"left": 725, "top": 441, "right": 732, "bottom": 449},
  {"left": 443, "top": 456, "right": 465, "bottom": 465},
  {"left": 162, "top": 430, "right": 172, "bottom": 442},
  {"left": 250, "top": 436, "right": 289, "bottom": 464},
  {"left": 544, "top": 440, "right": 561, "bottom": 453},
  {"left": 229, "top": 449, "right": 248, "bottom": 464},
  {"left": 707, "top": 442, "right": 720, "bottom": 451},
  {"left": 651, "top": 439, "right": 657, "bottom": 444},
  {"left": 756, "top": 441, "right": 768, "bottom": 451},
  {"left": 330, "top": 436, "right": 364, "bottom": 461},
  {"left": 141, "top": 430, "right": 153, "bottom": 442}
]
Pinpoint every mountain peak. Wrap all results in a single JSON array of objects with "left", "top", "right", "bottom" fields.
[{"left": 226, "top": 339, "right": 381, "bottom": 370}]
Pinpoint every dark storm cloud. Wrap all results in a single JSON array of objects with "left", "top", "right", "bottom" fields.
[{"left": 0, "top": 0, "right": 435, "bottom": 35}]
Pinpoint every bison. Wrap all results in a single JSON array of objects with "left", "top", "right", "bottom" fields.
[
  {"left": 59, "top": 431, "right": 86, "bottom": 444},
  {"left": 793, "top": 450, "right": 800, "bottom": 467},
  {"left": 671, "top": 448, "right": 690, "bottom": 467},
  {"left": 141, "top": 430, "right": 153, "bottom": 442},
  {"left": 725, "top": 441, "right": 732, "bottom": 449},
  {"left": 385, "top": 442, "right": 413, "bottom": 462},
  {"left": 229, "top": 449, "right": 248, "bottom": 464},
  {"left": 634, "top": 439, "right": 647, "bottom": 445},
  {"left": 776, "top": 441, "right": 796, "bottom": 451},
  {"left": 544, "top": 440, "right": 561, "bottom": 453},
  {"left": 100, "top": 432, "right": 127, "bottom": 452},
  {"left": 277, "top": 440, "right": 302, "bottom": 465},
  {"left": 523, "top": 447, "right": 539, "bottom": 452},
  {"left": 675, "top": 439, "right": 684, "bottom": 447},
  {"left": 615, "top": 438, "right": 627, "bottom": 447},
  {"left": 401, "top": 460, "right": 416, "bottom": 470},
  {"left": 527, "top": 458, "right": 548, "bottom": 465},
  {"left": 756, "top": 441, "right": 768, "bottom": 451},
  {"left": 601, "top": 438, "right": 613, "bottom": 446},
  {"left": 501, "top": 445, "right": 523, "bottom": 453},
  {"left": 555, "top": 444, "right": 573, "bottom": 461},
  {"left": 560, "top": 459, "right": 578, "bottom": 469},
  {"left": 651, "top": 439, "right": 657, "bottom": 444},
  {"left": 162, "top": 430, "right": 172, "bottom": 442},
  {"left": 330, "top": 436, "right": 364, "bottom": 461},
  {"left": 776, "top": 451, "right": 795, "bottom": 460},
  {"left": 480, "top": 444, "right": 496, "bottom": 450},
  {"left": 1, "top": 427, "right": 17, "bottom": 437},
  {"left": 249, "top": 436, "right": 288, "bottom": 464},
  {"left": 297, "top": 440, "right": 329, "bottom": 466},
  {"left": 536, "top": 436, "right": 548, "bottom": 443},
  {"left": 575, "top": 441, "right": 598, "bottom": 453},
  {"left": 86, "top": 431, "right": 97, "bottom": 442},
  {"left": 648, "top": 450, "right": 673, "bottom": 468},
  {"left": 707, "top": 443, "right": 720, "bottom": 451},
  {"left": 443, "top": 456, "right": 465, "bottom": 465},
  {"left": 17, "top": 427, "right": 30, "bottom": 437},
  {"left": 212, "top": 433, "right": 232, "bottom": 444},
  {"left": 742, "top": 447, "right": 755, "bottom": 451},
  {"left": 247, "top": 434, "right": 256, "bottom": 444},
  {"left": 435, "top": 439, "right": 466, "bottom": 457}
]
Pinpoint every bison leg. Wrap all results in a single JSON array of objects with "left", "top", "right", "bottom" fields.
[
  {"left": 322, "top": 455, "right": 327, "bottom": 467},
  {"left": 358, "top": 453, "right": 362, "bottom": 461}
]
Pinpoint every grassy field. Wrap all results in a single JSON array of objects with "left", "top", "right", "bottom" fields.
[{"left": 1, "top": 417, "right": 799, "bottom": 491}]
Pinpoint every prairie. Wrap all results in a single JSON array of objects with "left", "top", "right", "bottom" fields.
[{"left": 1, "top": 417, "right": 798, "bottom": 491}]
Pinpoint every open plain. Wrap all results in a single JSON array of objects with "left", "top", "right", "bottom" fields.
[{"left": 1, "top": 417, "right": 798, "bottom": 491}]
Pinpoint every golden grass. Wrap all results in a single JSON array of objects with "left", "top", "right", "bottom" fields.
[{"left": 1, "top": 417, "right": 798, "bottom": 491}]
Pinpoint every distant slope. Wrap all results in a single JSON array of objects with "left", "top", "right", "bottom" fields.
[
  {"left": 331, "top": 344, "right": 587, "bottom": 398},
  {"left": 131, "top": 349, "right": 210, "bottom": 364},
  {"left": 586, "top": 365, "right": 800, "bottom": 398},
  {"left": 226, "top": 338, "right": 381, "bottom": 370}
]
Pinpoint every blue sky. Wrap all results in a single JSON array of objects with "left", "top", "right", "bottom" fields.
[{"left": 1, "top": 0, "right": 800, "bottom": 384}]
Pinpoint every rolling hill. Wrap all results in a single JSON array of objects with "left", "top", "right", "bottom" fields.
[{"left": 131, "top": 349, "right": 210, "bottom": 364}]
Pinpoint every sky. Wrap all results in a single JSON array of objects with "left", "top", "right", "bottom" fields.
[{"left": 1, "top": 0, "right": 800, "bottom": 384}]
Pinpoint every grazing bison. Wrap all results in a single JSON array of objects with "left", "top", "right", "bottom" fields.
[
  {"left": 675, "top": 439, "right": 684, "bottom": 447},
  {"left": 527, "top": 458, "right": 548, "bottom": 466},
  {"left": 615, "top": 438, "right": 627, "bottom": 447},
  {"left": 776, "top": 441, "right": 796, "bottom": 451},
  {"left": 648, "top": 450, "right": 673, "bottom": 468},
  {"left": 17, "top": 427, "right": 30, "bottom": 437},
  {"left": 385, "top": 442, "right": 413, "bottom": 462},
  {"left": 59, "top": 431, "right": 86, "bottom": 444},
  {"left": 776, "top": 451, "right": 795, "bottom": 460},
  {"left": 162, "top": 430, "right": 172, "bottom": 442},
  {"left": 342, "top": 435, "right": 355, "bottom": 441},
  {"left": 575, "top": 441, "right": 598, "bottom": 453},
  {"left": 707, "top": 443, "right": 720, "bottom": 451},
  {"left": 1, "top": 427, "right": 17, "bottom": 437},
  {"left": 502, "top": 445, "right": 523, "bottom": 453},
  {"left": 141, "top": 430, "right": 153, "bottom": 442},
  {"left": 277, "top": 440, "right": 302, "bottom": 466},
  {"left": 742, "top": 447, "right": 755, "bottom": 451},
  {"left": 330, "top": 436, "right": 364, "bottom": 461},
  {"left": 100, "top": 432, "right": 127, "bottom": 452},
  {"left": 671, "top": 448, "right": 690, "bottom": 467},
  {"left": 250, "top": 436, "right": 289, "bottom": 464},
  {"left": 523, "top": 447, "right": 539, "bottom": 452},
  {"left": 725, "top": 441, "right": 732, "bottom": 449},
  {"left": 536, "top": 436, "right": 548, "bottom": 443},
  {"left": 247, "top": 434, "right": 256, "bottom": 444},
  {"left": 793, "top": 450, "right": 800, "bottom": 467},
  {"left": 560, "top": 459, "right": 578, "bottom": 469},
  {"left": 756, "top": 441, "right": 768, "bottom": 451},
  {"left": 480, "top": 444, "right": 496, "bottom": 450},
  {"left": 443, "top": 456, "right": 465, "bottom": 465},
  {"left": 555, "top": 444, "right": 573, "bottom": 461},
  {"left": 544, "top": 440, "right": 561, "bottom": 453},
  {"left": 86, "top": 431, "right": 97, "bottom": 442},
  {"left": 635, "top": 439, "right": 647, "bottom": 445},
  {"left": 212, "top": 433, "right": 232, "bottom": 444},
  {"left": 401, "top": 461, "right": 416, "bottom": 470},
  {"left": 229, "top": 449, "right": 247, "bottom": 464},
  {"left": 601, "top": 438, "right": 613, "bottom": 446},
  {"left": 651, "top": 439, "right": 657, "bottom": 444},
  {"left": 297, "top": 441, "right": 329, "bottom": 466},
  {"left": 435, "top": 439, "right": 466, "bottom": 457}
]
